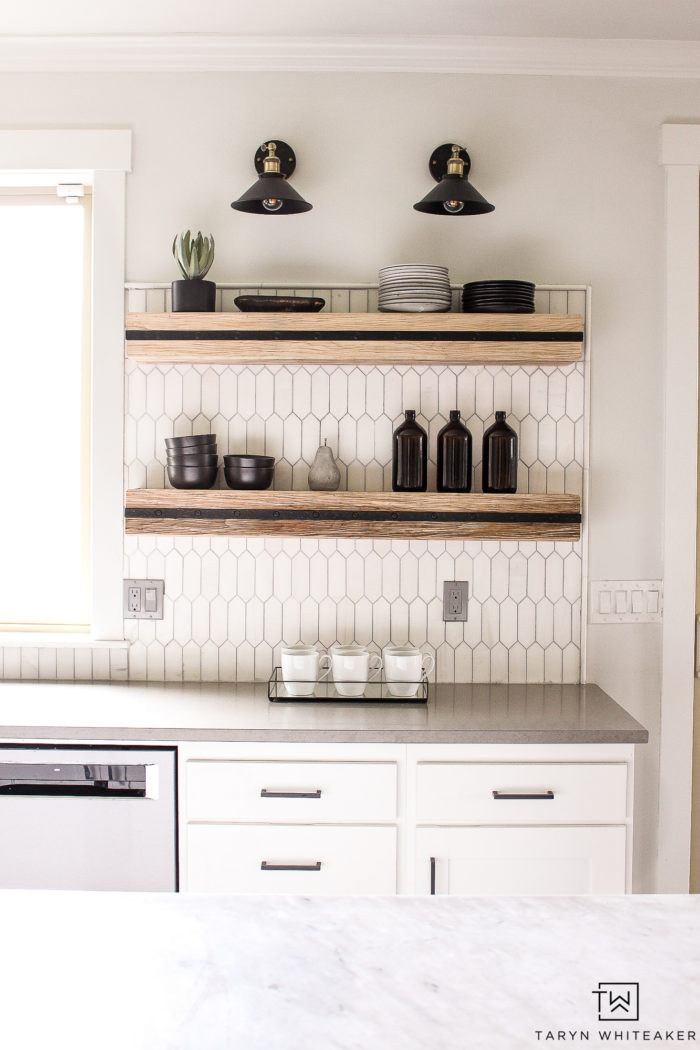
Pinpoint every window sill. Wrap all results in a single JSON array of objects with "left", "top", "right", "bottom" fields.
[{"left": 0, "top": 634, "right": 129, "bottom": 649}]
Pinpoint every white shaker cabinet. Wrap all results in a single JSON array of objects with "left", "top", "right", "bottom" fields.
[
  {"left": 408, "top": 745, "right": 633, "bottom": 896},
  {"left": 179, "top": 741, "right": 635, "bottom": 896},
  {"left": 181, "top": 744, "right": 402, "bottom": 896},
  {"left": 415, "top": 826, "right": 627, "bottom": 896},
  {"left": 188, "top": 823, "right": 397, "bottom": 894}
]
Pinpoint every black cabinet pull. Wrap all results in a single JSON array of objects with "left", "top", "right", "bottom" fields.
[
  {"left": 260, "top": 788, "right": 322, "bottom": 799},
  {"left": 261, "top": 861, "right": 322, "bottom": 872},
  {"left": 430, "top": 856, "right": 436, "bottom": 895},
  {"left": 492, "top": 790, "right": 555, "bottom": 800}
]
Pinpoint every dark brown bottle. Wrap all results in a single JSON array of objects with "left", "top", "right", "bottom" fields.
[
  {"left": 392, "top": 410, "right": 427, "bottom": 492},
  {"left": 437, "top": 410, "right": 472, "bottom": 492},
  {"left": 482, "top": 411, "right": 518, "bottom": 493}
]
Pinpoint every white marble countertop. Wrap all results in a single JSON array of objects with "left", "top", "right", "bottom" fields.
[
  {"left": 0, "top": 891, "right": 695, "bottom": 1049},
  {"left": 0, "top": 680, "right": 647, "bottom": 743}
]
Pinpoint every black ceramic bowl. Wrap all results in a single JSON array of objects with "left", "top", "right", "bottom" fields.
[
  {"left": 223, "top": 454, "right": 274, "bottom": 467},
  {"left": 165, "top": 434, "right": 217, "bottom": 449},
  {"left": 166, "top": 451, "right": 219, "bottom": 467},
  {"left": 167, "top": 463, "right": 219, "bottom": 490},
  {"left": 224, "top": 464, "right": 274, "bottom": 490}
]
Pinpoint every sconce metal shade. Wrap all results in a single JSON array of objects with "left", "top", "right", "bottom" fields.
[
  {"left": 231, "top": 140, "right": 312, "bottom": 215},
  {"left": 413, "top": 143, "right": 494, "bottom": 216}
]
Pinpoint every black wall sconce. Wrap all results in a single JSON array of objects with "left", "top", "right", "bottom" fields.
[
  {"left": 230, "top": 140, "right": 313, "bottom": 215},
  {"left": 413, "top": 143, "right": 494, "bottom": 215}
]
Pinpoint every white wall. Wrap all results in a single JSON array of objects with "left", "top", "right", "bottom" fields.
[{"left": 2, "top": 70, "right": 696, "bottom": 890}]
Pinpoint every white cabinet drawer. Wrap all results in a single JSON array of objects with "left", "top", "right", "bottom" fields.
[
  {"left": 416, "top": 762, "right": 627, "bottom": 825},
  {"left": 416, "top": 826, "right": 627, "bottom": 895},
  {"left": 187, "top": 824, "right": 397, "bottom": 895},
  {"left": 187, "top": 760, "right": 397, "bottom": 823}
]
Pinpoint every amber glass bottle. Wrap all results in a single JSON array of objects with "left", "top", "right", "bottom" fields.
[
  {"left": 392, "top": 410, "right": 427, "bottom": 492},
  {"left": 482, "top": 411, "right": 518, "bottom": 493},
  {"left": 437, "top": 410, "right": 472, "bottom": 492}
]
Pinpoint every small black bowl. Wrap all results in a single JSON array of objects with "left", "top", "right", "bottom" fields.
[
  {"left": 223, "top": 454, "right": 274, "bottom": 467},
  {"left": 224, "top": 465, "right": 274, "bottom": 490},
  {"left": 167, "top": 463, "right": 219, "bottom": 490},
  {"left": 165, "top": 434, "right": 217, "bottom": 449},
  {"left": 166, "top": 451, "right": 219, "bottom": 467}
]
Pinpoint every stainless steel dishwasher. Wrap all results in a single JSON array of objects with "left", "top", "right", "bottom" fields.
[{"left": 0, "top": 746, "right": 177, "bottom": 891}]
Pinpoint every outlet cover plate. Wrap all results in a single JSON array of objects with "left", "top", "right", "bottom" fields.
[
  {"left": 443, "top": 580, "right": 469, "bottom": 622},
  {"left": 123, "top": 579, "right": 164, "bottom": 620}
]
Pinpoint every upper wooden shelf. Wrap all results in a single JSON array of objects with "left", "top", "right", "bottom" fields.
[
  {"left": 125, "top": 312, "right": 584, "bottom": 366},
  {"left": 125, "top": 490, "right": 581, "bottom": 541}
]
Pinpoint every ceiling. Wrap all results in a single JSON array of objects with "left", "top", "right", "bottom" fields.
[{"left": 2, "top": 0, "right": 699, "bottom": 40}]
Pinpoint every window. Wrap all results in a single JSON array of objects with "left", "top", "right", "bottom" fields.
[
  {"left": 0, "top": 129, "right": 132, "bottom": 641},
  {"left": 0, "top": 190, "right": 91, "bottom": 630}
]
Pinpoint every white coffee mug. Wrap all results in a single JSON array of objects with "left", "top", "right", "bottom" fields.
[
  {"left": 281, "top": 646, "right": 331, "bottom": 697},
  {"left": 330, "top": 646, "right": 382, "bottom": 698},
  {"left": 383, "top": 646, "right": 435, "bottom": 698}
]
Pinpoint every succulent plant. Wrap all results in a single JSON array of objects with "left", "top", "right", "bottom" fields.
[{"left": 172, "top": 230, "right": 215, "bottom": 280}]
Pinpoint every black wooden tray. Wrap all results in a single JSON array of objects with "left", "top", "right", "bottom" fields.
[{"left": 267, "top": 667, "right": 428, "bottom": 704}]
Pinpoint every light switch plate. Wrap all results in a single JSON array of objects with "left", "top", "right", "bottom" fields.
[
  {"left": 123, "top": 579, "right": 164, "bottom": 620},
  {"left": 589, "top": 580, "right": 662, "bottom": 624}
]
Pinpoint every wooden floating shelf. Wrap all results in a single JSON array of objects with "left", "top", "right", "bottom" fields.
[
  {"left": 125, "top": 490, "right": 581, "bottom": 541},
  {"left": 125, "top": 312, "right": 584, "bottom": 366}
]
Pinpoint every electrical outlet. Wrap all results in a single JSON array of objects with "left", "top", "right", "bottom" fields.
[
  {"left": 443, "top": 581, "right": 469, "bottom": 622},
  {"left": 123, "top": 579, "right": 164, "bottom": 620}
]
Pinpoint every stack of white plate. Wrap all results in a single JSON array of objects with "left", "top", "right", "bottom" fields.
[{"left": 378, "top": 264, "right": 452, "bottom": 313}]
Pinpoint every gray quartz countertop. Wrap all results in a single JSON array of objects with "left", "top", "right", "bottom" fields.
[{"left": 0, "top": 680, "right": 648, "bottom": 743}]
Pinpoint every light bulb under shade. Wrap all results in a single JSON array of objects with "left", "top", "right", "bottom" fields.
[
  {"left": 414, "top": 173, "right": 494, "bottom": 216},
  {"left": 231, "top": 173, "right": 312, "bottom": 215},
  {"left": 262, "top": 198, "right": 284, "bottom": 213}
]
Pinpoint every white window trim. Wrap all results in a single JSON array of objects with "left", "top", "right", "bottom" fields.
[
  {"left": 0, "top": 129, "right": 132, "bottom": 643},
  {"left": 658, "top": 123, "right": 700, "bottom": 891}
]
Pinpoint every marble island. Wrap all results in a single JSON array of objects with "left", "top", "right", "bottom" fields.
[
  {"left": 0, "top": 680, "right": 647, "bottom": 743},
  {"left": 0, "top": 891, "right": 696, "bottom": 1050}
]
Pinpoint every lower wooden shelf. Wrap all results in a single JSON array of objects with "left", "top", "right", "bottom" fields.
[{"left": 125, "top": 490, "right": 581, "bottom": 541}]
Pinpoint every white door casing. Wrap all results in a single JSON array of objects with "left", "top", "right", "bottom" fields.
[{"left": 658, "top": 123, "right": 700, "bottom": 891}]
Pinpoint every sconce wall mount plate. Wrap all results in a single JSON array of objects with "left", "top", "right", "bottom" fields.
[
  {"left": 414, "top": 142, "right": 494, "bottom": 216},
  {"left": 254, "top": 140, "right": 296, "bottom": 179},
  {"left": 231, "top": 139, "right": 312, "bottom": 215},
  {"left": 428, "top": 143, "right": 471, "bottom": 181}
]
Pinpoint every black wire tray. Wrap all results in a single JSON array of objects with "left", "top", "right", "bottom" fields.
[{"left": 267, "top": 667, "right": 429, "bottom": 704}]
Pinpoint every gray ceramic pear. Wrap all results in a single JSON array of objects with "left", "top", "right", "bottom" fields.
[{"left": 308, "top": 439, "right": 341, "bottom": 491}]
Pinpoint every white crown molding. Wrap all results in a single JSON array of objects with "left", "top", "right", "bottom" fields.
[{"left": 0, "top": 34, "right": 699, "bottom": 77}]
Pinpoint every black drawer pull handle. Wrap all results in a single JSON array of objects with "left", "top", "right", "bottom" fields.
[
  {"left": 260, "top": 789, "right": 322, "bottom": 799},
  {"left": 492, "top": 790, "right": 555, "bottom": 800},
  {"left": 261, "top": 861, "right": 322, "bottom": 872},
  {"left": 430, "top": 856, "right": 436, "bottom": 895}
]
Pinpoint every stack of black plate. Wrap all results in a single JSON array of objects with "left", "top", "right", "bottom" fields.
[
  {"left": 165, "top": 434, "right": 218, "bottom": 489},
  {"left": 461, "top": 280, "right": 535, "bottom": 313}
]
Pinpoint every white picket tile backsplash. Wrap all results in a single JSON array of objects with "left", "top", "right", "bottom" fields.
[
  {"left": 0, "top": 285, "right": 587, "bottom": 683},
  {"left": 123, "top": 534, "right": 582, "bottom": 684},
  {"left": 118, "top": 284, "right": 588, "bottom": 684}
]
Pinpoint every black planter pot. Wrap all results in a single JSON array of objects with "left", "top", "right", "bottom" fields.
[{"left": 171, "top": 279, "right": 216, "bottom": 312}]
